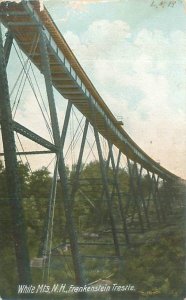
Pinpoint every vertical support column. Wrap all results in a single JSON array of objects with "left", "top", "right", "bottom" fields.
[
  {"left": 163, "top": 179, "right": 173, "bottom": 213},
  {"left": 109, "top": 145, "right": 130, "bottom": 245},
  {"left": 39, "top": 102, "right": 72, "bottom": 257},
  {"left": 94, "top": 129, "right": 120, "bottom": 257},
  {"left": 152, "top": 173, "right": 163, "bottom": 223},
  {"left": 42, "top": 157, "right": 59, "bottom": 283},
  {"left": 70, "top": 119, "right": 89, "bottom": 202},
  {"left": 4, "top": 30, "right": 13, "bottom": 66},
  {"left": 154, "top": 176, "right": 166, "bottom": 222},
  {"left": 148, "top": 171, "right": 161, "bottom": 223},
  {"left": 39, "top": 29, "right": 84, "bottom": 286},
  {"left": 134, "top": 163, "right": 150, "bottom": 229},
  {"left": 0, "top": 26, "right": 31, "bottom": 284},
  {"left": 127, "top": 158, "right": 144, "bottom": 232},
  {"left": 146, "top": 171, "right": 153, "bottom": 214},
  {"left": 99, "top": 150, "right": 112, "bottom": 228},
  {"left": 60, "top": 101, "right": 72, "bottom": 148},
  {"left": 62, "top": 119, "right": 89, "bottom": 243}
]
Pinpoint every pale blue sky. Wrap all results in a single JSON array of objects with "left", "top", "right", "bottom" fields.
[
  {"left": 45, "top": 0, "right": 186, "bottom": 33},
  {"left": 43, "top": 0, "right": 186, "bottom": 178}
]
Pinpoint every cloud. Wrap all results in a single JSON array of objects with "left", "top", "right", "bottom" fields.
[
  {"left": 0, "top": 0, "right": 21, "bottom": 2},
  {"left": 0, "top": 0, "right": 44, "bottom": 10},
  {"left": 64, "top": 20, "right": 186, "bottom": 178},
  {"left": 43, "top": 0, "right": 120, "bottom": 12},
  {"left": 68, "top": 0, "right": 120, "bottom": 10}
]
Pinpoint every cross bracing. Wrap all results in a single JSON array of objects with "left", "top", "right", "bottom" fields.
[{"left": 0, "top": 0, "right": 185, "bottom": 297}]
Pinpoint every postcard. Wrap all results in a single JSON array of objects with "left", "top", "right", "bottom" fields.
[{"left": 0, "top": 0, "right": 185, "bottom": 299}]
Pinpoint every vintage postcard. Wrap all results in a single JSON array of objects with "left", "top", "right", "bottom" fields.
[{"left": 0, "top": 0, "right": 185, "bottom": 299}]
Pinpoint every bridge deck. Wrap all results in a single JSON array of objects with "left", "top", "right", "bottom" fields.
[{"left": 0, "top": 0, "right": 178, "bottom": 180}]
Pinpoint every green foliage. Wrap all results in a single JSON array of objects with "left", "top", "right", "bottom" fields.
[
  {"left": 119, "top": 221, "right": 185, "bottom": 299},
  {"left": 0, "top": 159, "right": 185, "bottom": 299}
]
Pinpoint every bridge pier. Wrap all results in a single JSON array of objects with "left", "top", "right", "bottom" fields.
[
  {"left": 127, "top": 158, "right": 144, "bottom": 232},
  {"left": 163, "top": 179, "right": 173, "bottom": 214},
  {"left": 61, "top": 118, "right": 89, "bottom": 247},
  {"left": 108, "top": 144, "right": 130, "bottom": 245},
  {"left": 39, "top": 27, "right": 85, "bottom": 286},
  {"left": 147, "top": 171, "right": 161, "bottom": 223},
  {"left": 0, "top": 25, "right": 31, "bottom": 284},
  {"left": 70, "top": 119, "right": 89, "bottom": 206},
  {"left": 94, "top": 128, "right": 121, "bottom": 257},
  {"left": 155, "top": 176, "right": 167, "bottom": 221},
  {"left": 134, "top": 163, "right": 151, "bottom": 229}
]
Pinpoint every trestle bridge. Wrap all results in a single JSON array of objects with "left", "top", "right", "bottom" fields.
[{"left": 0, "top": 0, "right": 185, "bottom": 297}]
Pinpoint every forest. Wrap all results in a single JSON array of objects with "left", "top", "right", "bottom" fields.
[{"left": 0, "top": 159, "right": 185, "bottom": 300}]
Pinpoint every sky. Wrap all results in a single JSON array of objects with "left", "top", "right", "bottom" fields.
[
  {"left": 0, "top": 0, "right": 186, "bottom": 178},
  {"left": 41, "top": 0, "right": 186, "bottom": 178}
]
